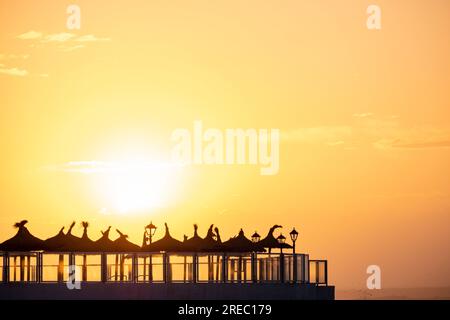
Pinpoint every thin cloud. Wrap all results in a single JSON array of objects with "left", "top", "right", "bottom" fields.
[
  {"left": 327, "top": 141, "right": 345, "bottom": 146},
  {"left": 16, "top": 31, "right": 111, "bottom": 52},
  {"left": 0, "top": 66, "right": 28, "bottom": 76},
  {"left": 75, "top": 35, "right": 110, "bottom": 42},
  {"left": 0, "top": 53, "right": 30, "bottom": 60},
  {"left": 59, "top": 44, "right": 85, "bottom": 52},
  {"left": 353, "top": 112, "right": 374, "bottom": 118},
  {"left": 282, "top": 115, "right": 450, "bottom": 151},
  {"left": 282, "top": 126, "right": 352, "bottom": 144},
  {"left": 42, "top": 33, "right": 76, "bottom": 42},
  {"left": 391, "top": 140, "right": 450, "bottom": 149},
  {"left": 17, "top": 30, "right": 42, "bottom": 40},
  {"left": 44, "top": 161, "right": 182, "bottom": 174}
]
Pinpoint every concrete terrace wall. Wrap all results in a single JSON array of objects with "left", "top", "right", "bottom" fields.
[{"left": 0, "top": 283, "right": 335, "bottom": 300}]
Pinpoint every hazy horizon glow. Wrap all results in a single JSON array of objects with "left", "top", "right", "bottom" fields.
[{"left": 0, "top": 0, "right": 449, "bottom": 290}]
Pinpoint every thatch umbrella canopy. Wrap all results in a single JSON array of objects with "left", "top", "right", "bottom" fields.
[
  {"left": 200, "top": 224, "right": 221, "bottom": 252},
  {"left": 58, "top": 221, "right": 79, "bottom": 251},
  {"left": 182, "top": 224, "right": 206, "bottom": 251},
  {"left": 181, "top": 224, "right": 223, "bottom": 252},
  {"left": 258, "top": 225, "right": 292, "bottom": 250},
  {"left": 214, "top": 227, "right": 222, "bottom": 244},
  {"left": 60, "top": 221, "right": 97, "bottom": 252},
  {"left": 78, "top": 221, "right": 98, "bottom": 252},
  {"left": 0, "top": 220, "right": 45, "bottom": 251},
  {"left": 143, "top": 223, "right": 183, "bottom": 252},
  {"left": 94, "top": 226, "right": 114, "bottom": 251},
  {"left": 113, "top": 229, "right": 140, "bottom": 252},
  {"left": 43, "top": 226, "right": 66, "bottom": 251},
  {"left": 220, "top": 229, "right": 265, "bottom": 252}
]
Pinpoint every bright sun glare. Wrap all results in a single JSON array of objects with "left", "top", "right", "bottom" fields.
[{"left": 90, "top": 160, "right": 180, "bottom": 215}]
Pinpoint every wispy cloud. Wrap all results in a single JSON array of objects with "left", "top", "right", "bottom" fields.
[
  {"left": 42, "top": 33, "right": 76, "bottom": 42},
  {"left": 17, "top": 31, "right": 110, "bottom": 47},
  {"left": 0, "top": 53, "right": 30, "bottom": 60},
  {"left": 282, "top": 114, "right": 450, "bottom": 151},
  {"left": 327, "top": 141, "right": 345, "bottom": 146},
  {"left": 0, "top": 65, "right": 28, "bottom": 76},
  {"left": 390, "top": 140, "right": 450, "bottom": 149},
  {"left": 75, "top": 34, "right": 110, "bottom": 42},
  {"left": 17, "top": 30, "right": 42, "bottom": 40},
  {"left": 44, "top": 161, "right": 182, "bottom": 174},
  {"left": 282, "top": 126, "right": 352, "bottom": 143},
  {"left": 59, "top": 44, "right": 85, "bottom": 52},
  {"left": 353, "top": 112, "right": 374, "bottom": 118}
]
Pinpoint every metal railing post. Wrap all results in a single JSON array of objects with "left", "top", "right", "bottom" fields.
[
  {"left": 101, "top": 253, "right": 107, "bottom": 283},
  {"left": 163, "top": 252, "right": 168, "bottom": 283},
  {"left": 305, "top": 254, "right": 309, "bottom": 283},
  {"left": 192, "top": 253, "right": 198, "bottom": 283},
  {"left": 316, "top": 261, "right": 320, "bottom": 284},
  {"left": 69, "top": 253, "right": 75, "bottom": 283},
  {"left": 132, "top": 253, "right": 138, "bottom": 283},
  {"left": 221, "top": 253, "right": 227, "bottom": 283},
  {"left": 293, "top": 253, "right": 297, "bottom": 283},
  {"left": 251, "top": 253, "right": 255, "bottom": 283},
  {"left": 2, "top": 253, "right": 9, "bottom": 283},
  {"left": 37, "top": 252, "right": 42, "bottom": 283}
]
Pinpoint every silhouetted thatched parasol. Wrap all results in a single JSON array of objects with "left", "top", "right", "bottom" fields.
[
  {"left": 183, "top": 224, "right": 206, "bottom": 251},
  {"left": 143, "top": 223, "right": 184, "bottom": 252},
  {"left": 43, "top": 226, "right": 66, "bottom": 251},
  {"left": 220, "top": 229, "right": 265, "bottom": 252},
  {"left": 60, "top": 221, "right": 97, "bottom": 252},
  {"left": 200, "top": 224, "right": 221, "bottom": 252},
  {"left": 79, "top": 221, "right": 98, "bottom": 252},
  {"left": 258, "top": 225, "right": 292, "bottom": 250},
  {"left": 94, "top": 226, "right": 114, "bottom": 251},
  {"left": 113, "top": 229, "right": 140, "bottom": 252},
  {"left": 0, "top": 220, "right": 44, "bottom": 251},
  {"left": 58, "top": 221, "right": 79, "bottom": 251}
]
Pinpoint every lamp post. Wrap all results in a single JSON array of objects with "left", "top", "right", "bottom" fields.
[
  {"left": 276, "top": 234, "right": 286, "bottom": 283},
  {"left": 251, "top": 231, "right": 261, "bottom": 243},
  {"left": 250, "top": 232, "right": 260, "bottom": 282},
  {"left": 276, "top": 234, "right": 286, "bottom": 254},
  {"left": 144, "top": 222, "right": 157, "bottom": 245},
  {"left": 289, "top": 228, "right": 298, "bottom": 254},
  {"left": 289, "top": 228, "right": 299, "bottom": 283},
  {"left": 144, "top": 222, "right": 157, "bottom": 282}
]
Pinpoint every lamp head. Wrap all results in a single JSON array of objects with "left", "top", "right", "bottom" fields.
[
  {"left": 289, "top": 227, "right": 299, "bottom": 242},
  {"left": 277, "top": 233, "right": 286, "bottom": 245},
  {"left": 251, "top": 231, "right": 261, "bottom": 243}
]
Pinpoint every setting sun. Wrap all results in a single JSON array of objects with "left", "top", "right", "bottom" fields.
[
  {"left": 0, "top": 0, "right": 449, "bottom": 301},
  {"left": 86, "top": 160, "right": 181, "bottom": 215}
]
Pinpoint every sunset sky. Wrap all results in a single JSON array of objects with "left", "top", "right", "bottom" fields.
[{"left": 0, "top": 0, "right": 449, "bottom": 290}]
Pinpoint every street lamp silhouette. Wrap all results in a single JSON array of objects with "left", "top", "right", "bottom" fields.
[
  {"left": 251, "top": 231, "right": 261, "bottom": 243},
  {"left": 144, "top": 222, "right": 157, "bottom": 245},
  {"left": 289, "top": 228, "right": 299, "bottom": 254},
  {"left": 144, "top": 222, "right": 157, "bottom": 282},
  {"left": 276, "top": 234, "right": 286, "bottom": 254}
]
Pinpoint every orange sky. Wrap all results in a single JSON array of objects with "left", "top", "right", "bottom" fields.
[{"left": 0, "top": 0, "right": 449, "bottom": 290}]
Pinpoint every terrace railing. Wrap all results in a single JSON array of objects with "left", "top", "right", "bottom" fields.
[
  {"left": 1, "top": 251, "right": 328, "bottom": 285},
  {"left": 309, "top": 260, "right": 328, "bottom": 285}
]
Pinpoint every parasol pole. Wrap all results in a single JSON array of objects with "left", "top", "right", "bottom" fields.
[
  {"left": 58, "top": 254, "right": 64, "bottom": 282},
  {"left": 19, "top": 255, "right": 25, "bottom": 281}
]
